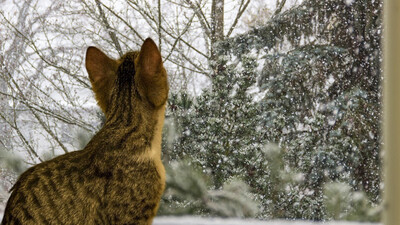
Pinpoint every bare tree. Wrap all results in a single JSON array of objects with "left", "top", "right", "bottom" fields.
[
  {"left": 0, "top": 0, "right": 289, "bottom": 166},
  {"left": 0, "top": 0, "right": 296, "bottom": 216}
]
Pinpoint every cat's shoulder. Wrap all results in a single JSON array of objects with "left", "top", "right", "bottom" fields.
[{"left": 10, "top": 149, "right": 89, "bottom": 191}]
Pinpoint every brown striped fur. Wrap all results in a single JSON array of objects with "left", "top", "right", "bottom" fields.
[{"left": 1, "top": 38, "right": 169, "bottom": 225}]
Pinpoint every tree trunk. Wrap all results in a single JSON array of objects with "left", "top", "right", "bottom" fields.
[
  {"left": 210, "top": 0, "right": 225, "bottom": 78},
  {"left": 211, "top": 0, "right": 224, "bottom": 42}
]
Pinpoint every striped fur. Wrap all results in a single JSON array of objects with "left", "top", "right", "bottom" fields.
[{"left": 1, "top": 38, "right": 168, "bottom": 225}]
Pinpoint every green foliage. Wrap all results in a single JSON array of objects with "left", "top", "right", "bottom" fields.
[
  {"left": 159, "top": 161, "right": 258, "bottom": 217},
  {"left": 0, "top": 147, "right": 25, "bottom": 207},
  {"left": 162, "top": 0, "right": 382, "bottom": 221},
  {"left": 323, "top": 182, "right": 381, "bottom": 222},
  {"left": 0, "top": 148, "right": 27, "bottom": 175},
  {"left": 207, "top": 179, "right": 258, "bottom": 217},
  {"left": 161, "top": 54, "right": 263, "bottom": 217},
  {"left": 166, "top": 54, "right": 263, "bottom": 188},
  {"left": 75, "top": 129, "right": 94, "bottom": 150}
]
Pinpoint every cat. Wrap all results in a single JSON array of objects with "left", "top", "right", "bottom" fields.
[{"left": 1, "top": 38, "right": 169, "bottom": 225}]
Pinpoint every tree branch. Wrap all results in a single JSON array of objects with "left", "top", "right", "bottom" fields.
[
  {"left": 184, "top": 0, "right": 211, "bottom": 38},
  {"left": 5, "top": 69, "right": 70, "bottom": 154},
  {"left": 95, "top": 0, "right": 123, "bottom": 57},
  {"left": 226, "top": 0, "right": 251, "bottom": 37},
  {"left": 274, "top": 0, "right": 286, "bottom": 16},
  {"left": 94, "top": 0, "right": 144, "bottom": 42}
]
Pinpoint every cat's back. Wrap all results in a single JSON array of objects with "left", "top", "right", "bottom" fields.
[
  {"left": 1, "top": 149, "right": 105, "bottom": 225},
  {"left": 102, "top": 157, "right": 164, "bottom": 224},
  {"left": 2, "top": 146, "right": 165, "bottom": 225}
]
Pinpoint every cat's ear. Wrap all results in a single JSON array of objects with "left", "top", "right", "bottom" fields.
[
  {"left": 137, "top": 38, "right": 162, "bottom": 76},
  {"left": 136, "top": 38, "right": 168, "bottom": 107},
  {"left": 85, "top": 47, "right": 117, "bottom": 83},
  {"left": 85, "top": 47, "right": 118, "bottom": 113}
]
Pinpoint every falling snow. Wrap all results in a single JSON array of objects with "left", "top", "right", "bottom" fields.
[{"left": 0, "top": 0, "right": 383, "bottom": 223}]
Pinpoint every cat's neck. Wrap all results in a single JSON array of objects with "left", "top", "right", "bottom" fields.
[
  {"left": 85, "top": 104, "right": 166, "bottom": 158},
  {"left": 136, "top": 104, "right": 166, "bottom": 162}
]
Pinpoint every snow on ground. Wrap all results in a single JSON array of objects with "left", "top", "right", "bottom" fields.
[{"left": 153, "top": 217, "right": 380, "bottom": 225}]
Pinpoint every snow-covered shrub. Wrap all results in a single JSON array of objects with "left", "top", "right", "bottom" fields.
[
  {"left": 324, "top": 182, "right": 381, "bottom": 222},
  {"left": 159, "top": 160, "right": 259, "bottom": 217}
]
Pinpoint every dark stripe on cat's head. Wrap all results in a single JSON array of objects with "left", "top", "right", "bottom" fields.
[{"left": 116, "top": 52, "right": 137, "bottom": 91}]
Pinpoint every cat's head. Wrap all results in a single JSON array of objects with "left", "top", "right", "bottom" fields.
[{"left": 85, "top": 38, "right": 168, "bottom": 119}]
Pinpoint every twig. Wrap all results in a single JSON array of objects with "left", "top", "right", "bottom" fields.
[
  {"left": 95, "top": 0, "right": 123, "bottom": 57},
  {"left": 226, "top": 0, "right": 251, "bottom": 37}
]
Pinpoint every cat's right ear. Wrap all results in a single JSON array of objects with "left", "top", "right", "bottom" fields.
[{"left": 85, "top": 47, "right": 118, "bottom": 113}]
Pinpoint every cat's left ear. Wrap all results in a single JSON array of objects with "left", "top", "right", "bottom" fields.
[
  {"left": 136, "top": 38, "right": 169, "bottom": 107},
  {"left": 85, "top": 47, "right": 117, "bottom": 83},
  {"left": 85, "top": 47, "right": 118, "bottom": 113}
]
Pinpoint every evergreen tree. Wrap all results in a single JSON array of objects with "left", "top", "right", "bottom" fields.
[
  {"left": 164, "top": 0, "right": 382, "bottom": 221},
  {"left": 168, "top": 53, "right": 263, "bottom": 188}
]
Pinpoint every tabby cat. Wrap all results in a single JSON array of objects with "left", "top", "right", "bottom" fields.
[{"left": 1, "top": 38, "right": 169, "bottom": 225}]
